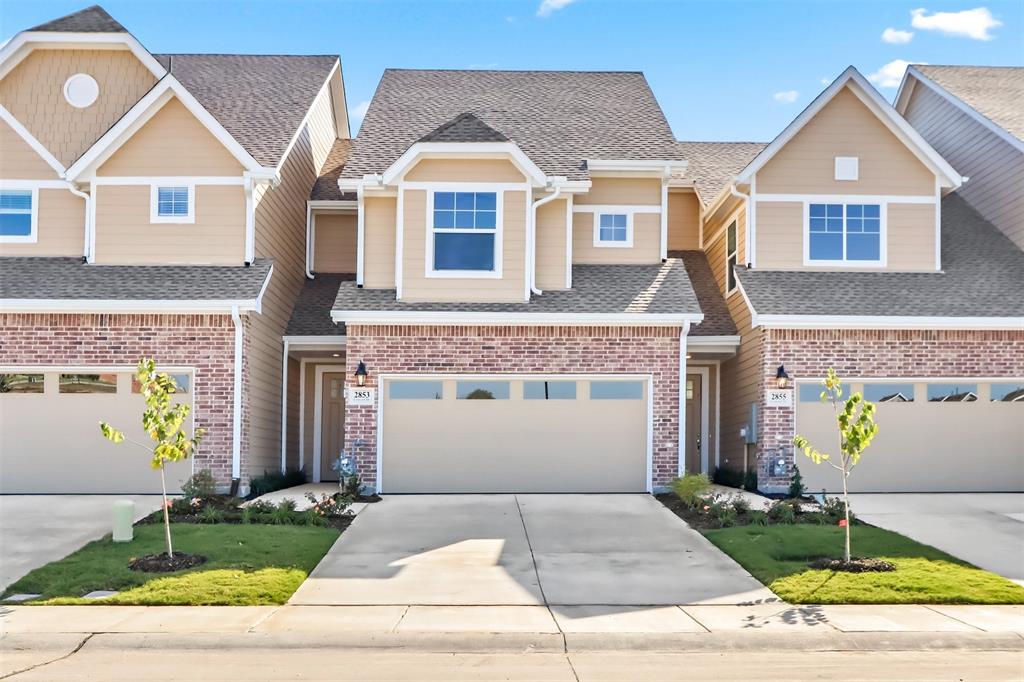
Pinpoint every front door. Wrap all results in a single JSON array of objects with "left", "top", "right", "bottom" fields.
[
  {"left": 319, "top": 372, "right": 345, "bottom": 481},
  {"left": 684, "top": 373, "right": 703, "bottom": 474}
]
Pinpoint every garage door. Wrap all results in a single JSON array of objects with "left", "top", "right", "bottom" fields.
[
  {"left": 381, "top": 376, "right": 649, "bottom": 493},
  {"left": 0, "top": 370, "right": 193, "bottom": 494},
  {"left": 795, "top": 380, "right": 1024, "bottom": 493}
]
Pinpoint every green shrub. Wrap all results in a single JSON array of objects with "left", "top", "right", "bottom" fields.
[
  {"left": 730, "top": 496, "right": 751, "bottom": 515},
  {"left": 671, "top": 474, "right": 710, "bottom": 508},
  {"left": 196, "top": 505, "right": 225, "bottom": 524},
  {"left": 240, "top": 506, "right": 258, "bottom": 525},
  {"left": 788, "top": 465, "right": 806, "bottom": 500},
  {"left": 742, "top": 469, "right": 758, "bottom": 492},
  {"left": 305, "top": 492, "right": 352, "bottom": 519},
  {"left": 766, "top": 499, "right": 797, "bottom": 524},
  {"left": 748, "top": 510, "right": 769, "bottom": 526},
  {"left": 712, "top": 467, "right": 744, "bottom": 488},
  {"left": 247, "top": 469, "right": 307, "bottom": 498},
  {"left": 181, "top": 469, "right": 218, "bottom": 500},
  {"left": 800, "top": 511, "right": 830, "bottom": 526},
  {"left": 298, "top": 509, "right": 327, "bottom": 527},
  {"left": 169, "top": 498, "right": 194, "bottom": 515},
  {"left": 246, "top": 500, "right": 275, "bottom": 514},
  {"left": 821, "top": 496, "right": 856, "bottom": 524}
]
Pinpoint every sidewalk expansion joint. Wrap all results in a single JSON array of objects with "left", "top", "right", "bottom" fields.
[
  {"left": 0, "top": 632, "right": 93, "bottom": 680},
  {"left": 514, "top": 494, "right": 567, "bottom": 654}
]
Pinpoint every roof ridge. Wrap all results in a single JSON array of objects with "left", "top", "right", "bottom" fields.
[
  {"left": 383, "top": 67, "right": 645, "bottom": 75},
  {"left": 155, "top": 53, "right": 338, "bottom": 58}
]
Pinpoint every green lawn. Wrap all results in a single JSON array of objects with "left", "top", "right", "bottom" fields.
[
  {"left": 704, "top": 524, "right": 1024, "bottom": 605},
  {"left": 6, "top": 524, "right": 340, "bottom": 606}
]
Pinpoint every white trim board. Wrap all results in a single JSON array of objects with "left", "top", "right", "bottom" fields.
[
  {"left": 381, "top": 142, "right": 547, "bottom": 186},
  {"left": 0, "top": 31, "right": 168, "bottom": 82},
  {"left": 0, "top": 105, "right": 65, "bottom": 175},
  {"left": 332, "top": 310, "right": 704, "bottom": 326},
  {"left": 750, "top": 313, "right": 1024, "bottom": 331},
  {"left": 0, "top": 186, "right": 39, "bottom": 244}
]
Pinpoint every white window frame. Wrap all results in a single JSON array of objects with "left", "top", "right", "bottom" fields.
[
  {"left": 150, "top": 184, "right": 195, "bottom": 224},
  {"left": 0, "top": 186, "right": 38, "bottom": 244},
  {"left": 725, "top": 220, "right": 738, "bottom": 295},
  {"left": 803, "top": 199, "right": 887, "bottom": 267},
  {"left": 593, "top": 212, "right": 633, "bottom": 248},
  {"left": 424, "top": 185, "right": 504, "bottom": 279},
  {"left": 573, "top": 204, "right": 660, "bottom": 249}
]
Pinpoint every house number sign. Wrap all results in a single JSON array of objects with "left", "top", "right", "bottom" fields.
[
  {"left": 347, "top": 387, "right": 376, "bottom": 406},
  {"left": 765, "top": 388, "right": 793, "bottom": 407}
]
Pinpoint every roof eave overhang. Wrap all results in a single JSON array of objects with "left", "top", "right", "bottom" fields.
[
  {"left": 587, "top": 159, "right": 689, "bottom": 178},
  {"left": 378, "top": 141, "right": 548, "bottom": 187},
  {"left": 331, "top": 310, "right": 704, "bottom": 327},
  {"left": 0, "top": 31, "right": 168, "bottom": 81},
  {"left": 750, "top": 314, "right": 1024, "bottom": 331},
  {"left": 0, "top": 299, "right": 263, "bottom": 314}
]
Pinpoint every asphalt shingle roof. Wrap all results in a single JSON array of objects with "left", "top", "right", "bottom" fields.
[
  {"left": 736, "top": 194, "right": 1024, "bottom": 318},
  {"left": 310, "top": 138, "right": 356, "bottom": 201},
  {"left": 286, "top": 274, "right": 354, "bottom": 336},
  {"left": 156, "top": 54, "right": 339, "bottom": 167},
  {"left": 0, "top": 258, "right": 273, "bottom": 301},
  {"left": 419, "top": 113, "right": 508, "bottom": 143},
  {"left": 342, "top": 69, "right": 683, "bottom": 182},
  {"left": 915, "top": 65, "right": 1024, "bottom": 142},
  {"left": 670, "top": 251, "right": 737, "bottom": 336},
  {"left": 29, "top": 5, "right": 126, "bottom": 33},
  {"left": 332, "top": 259, "right": 702, "bottom": 319},
  {"left": 676, "top": 141, "right": 767, "bottom": 206}
]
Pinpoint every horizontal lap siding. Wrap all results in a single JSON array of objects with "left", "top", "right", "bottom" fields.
[
  {"left": 404, "top": 158, "right": 525, "bottom": 183},
  {"left": 536, "top": 198, "right": 568, "bottom": 290},
  {"left": 362, "top": 197, "right": 397, "bottom": 288},
  {"left": 572, "top": 212, "right": 661, "bottom": 264},
  {"left": 668, "top": 191, "right": 700, "bottom": 250},
  {"left": 0, "top": 188, "right": 84, "bottom": 257},
  {"left": 0, "top": 119, "right": 59, "bottom": 179},
  {"left": 313, "top": 212, "right": 357, "bottom": 273}
]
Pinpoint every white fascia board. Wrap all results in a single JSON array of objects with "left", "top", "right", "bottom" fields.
[
  {"left": 308, "top": 200, "right": 358, "bottom": 210},
  {"left": 282, "top": 335, "right": 347, "bottom": 345},
  {"left": 65, "top": 76, "right": 264, "bottom": 181},
  {"left": 0, "top": 105, "right": 66, "bottom": 176},
  {"left": 735, "top": 66, "right": 963, "bottom": 190},
  {"left": 275, "top": 60, "right": 341, "bottom": 173},
  {"left": 687, "top": 335, "right": 742, "bottom": 347},
  {"left": 0, "top": 31, "right": 168, "bottom": 81},
  {"left": 587, "top": 159, "right": 688, "bottom": 174},
  {"left": 0, "top": 298, "right": 263, "bottom": 314},
  {"left": 331, "top": 310, "right": 704, "bottom": 326},
  {"left": 755, "top": 314, "right": 1024, "bottom": 331},
  {"left": 380, "top": 142, "right": 547, "bottom": 186},
  {"left": 897, "top": 67, "right": 1024, "bottom": 154}
]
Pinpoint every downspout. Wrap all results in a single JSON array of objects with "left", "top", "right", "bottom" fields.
[
  {"left": 68, "top": 185, "right": 91, "bottom": 262},
  {"left": 231, "top": 306, "right": 244, "bottom": 487},
  {"left": 529, "top": 184, "right": 562, "bottom": 295},
  {"left": 730, "top": 183, "right": 751, "bottom": 266},
  {"left": 677, "top": 320, "right": 691, "bottom": 477},
  {"left": 304, "top": 202, "right": 314, "bottom": 278}
]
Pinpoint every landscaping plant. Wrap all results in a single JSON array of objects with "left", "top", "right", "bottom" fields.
[
  {"left": 671, "top": 473, "right": 710, "bottom": 507},
  {"left": 181, "top": 469, "right": 217, "bottom": 501},
  {"left": 788, "top": 465, "right": 806, "bottom": 500},
  {"left": 793, "top": 368, "right": 879, "bottom": 564},
  {"left": 100, "top": 358, "right": 204, "bottom": 561}
]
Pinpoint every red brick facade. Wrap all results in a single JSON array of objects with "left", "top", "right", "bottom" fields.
[
  {"left": 0, "top": 313, "right": 240, "bottom": 486},
  {"left": 756, "top": 328, "right": 1024, "bottom": 491},
  {"left": 343, "top": 323, "right": 684, "bottom": 491}
]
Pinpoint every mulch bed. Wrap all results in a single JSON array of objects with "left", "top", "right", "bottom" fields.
[
  {"left": 138, "top": 512, "right": 356, "bottom": 532},
  {"left": 809, "top": 557, "right": 897, "bottom": 573},
  {"left": 656, "top": 493, "right": 730, "bottom": 530},
  {"left": 129, "top": 552, "right": 207, "bottom": 573}
]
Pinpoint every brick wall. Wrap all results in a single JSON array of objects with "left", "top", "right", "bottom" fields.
[
  {"left": 343, "top": 324, "right": 683, "bottom": 491},
  {"left": 758, "top": 328, "right": 1024, "bottom": 491},
  {"left": 0, "top": 313, "right": 240, "bottom": 486}
]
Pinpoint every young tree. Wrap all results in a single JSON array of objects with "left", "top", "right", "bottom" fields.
[
  {"left": 793, "top": 368, "right": 879, "bottom": 563},
  {"left": 100, "top": 358, "right": 204, "bottom": 558}
]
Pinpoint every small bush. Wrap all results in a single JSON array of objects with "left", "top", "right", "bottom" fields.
[
  {"left": 267, "top": 503, "right": 297, "bottom": 526},
  {"left": 821, "top": 496, "right": 855, "bottom": 524},
  {"left": 240, "top": 506, "right": 258, "bottom": 525},
  {"left": 671, "top": 474, "right": 710, "bottom": 508},
  {"left": 766, "top": 499, "right": 797, "bottom": 524},
  {"left": 305, "top": 492, "right": 352, "bottom": 519},
  {"left": 196, "top": 505, "right": 225, "bottom": 524},
  {"left": 742, "top": 469, "right": 758, "bottom": 492},
  {"left": 748, "top": 510, "right": 768, "bottom": 526},
  {"left": 730, "top": 496, "right": 751, "bottom": 515},
  {"left": 801, "top": 511, "right": 830, "bottom": 526},
  {"left": 247, "top": 469, "right": 307, "bottom": 498},
  {"left": 169, "top": 498, "right": 194, "bottom": 515},
  {"left": 246, "top": 500, "right": 275, "bottom": 514},
  {"left": 181, "top": 469, "right": 218, "bottom": 500},
  {"left": 298, "top": 509, "right": 327, "bottom": 527},
  {"left": 788, "top": 465, "right": 806, "bottom": 500}
]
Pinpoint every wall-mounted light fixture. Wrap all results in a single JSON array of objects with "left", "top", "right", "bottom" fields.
[
  {"left": 775, "top": 365, "right": 791, "bottom": 389},
  {"left": 354, "top": 361, "right": 368, "bottom": 387}
]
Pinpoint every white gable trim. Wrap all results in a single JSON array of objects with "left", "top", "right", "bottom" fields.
[
  {"left": 274, "top": 60, "right": 342, "bottom": 173},
  {"left": 65, "top": 75, "right": 269, "bottom": 181},
  {"left": 380, "top": 142, "right": 547, "bottom": 186},
  {"left": 0, "top": 31, "right": 167, "bottom": 82},
  {"left": 895, "top": 67, "right": 1024, "bottom": 155},
  {"left": 735, "top": 66, "right": 963, "bottom": 190},
  {"left": 0, "top": 105, "right": 66, "bottom": 176}
]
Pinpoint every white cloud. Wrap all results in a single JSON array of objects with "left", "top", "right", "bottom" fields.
[
  {"left": 537, "top": 0, "right": 576, "bottom": 18},
  {"left": 910, "top": 7, "right": 1002, "bottom": 40},
  {"left": 867, "top": 59, "right": 921, "bottom": 88},
  {"left": 350, "top": 100, "right": 370, "bottom": 125},
  {"left": 882, "top": 27, "right": 914, "bottom": 44},
  {"left": 772, "top": 90, "right": 799, "bottom": 103},
  {"left": 820, "top": 77, "right": 831, "bottom": 85}
]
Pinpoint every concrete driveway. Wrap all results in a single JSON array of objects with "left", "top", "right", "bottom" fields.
[
  {"left": 850, "top": 493, "right": 1024, "bottom": 585},
  {"left": 289, "top": 494, "right": 776, "bottom": 607},
  {"left": 0, "top": 495, "right": 163, "bottom": 592}
]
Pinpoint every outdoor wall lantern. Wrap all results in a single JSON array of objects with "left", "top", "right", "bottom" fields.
[
  {"left": 354, "top": 361, "right": 368, "bottom": 387},
  {"left": 775, "top": 365, "right": 791, "bottom": 389}
]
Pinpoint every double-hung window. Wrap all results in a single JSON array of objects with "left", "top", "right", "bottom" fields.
[
  {"left": 431, "top": 191, "right": 498, "bottom": 273},
  {"left": 807, "top": 203, "right": 881, "bottom": 264},
  {"left": 0, "top": 189, "right": 36, "bottom": 242},
  {"left": 595, "top": 213, "right": 630, "bottom": 246},
  {"left": 151, "top": 185, "right": 194, "bottom": 223},
  {"left": 725, "top": 220, "right": 738, "bottom": 294}
]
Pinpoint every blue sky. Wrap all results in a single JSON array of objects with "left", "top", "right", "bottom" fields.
[{"left": 2, "top": 1, "right": 1022, "bottom": 141}]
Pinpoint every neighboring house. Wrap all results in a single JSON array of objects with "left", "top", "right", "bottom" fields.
[
  {"left": 896, "top": 65, "right": 1024, "bottom": 250},
  {"left": 2, "top": 6, "right": 1021, "bottom": 497},
  {"left": 0, "top": 6, "right": 350, "bottom": 493}
]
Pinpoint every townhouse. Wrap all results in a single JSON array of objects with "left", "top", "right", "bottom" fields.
[{"left": 1, "top": 6, "right": 1021, "bottom": 496}]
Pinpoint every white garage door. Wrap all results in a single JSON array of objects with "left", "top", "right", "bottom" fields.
[
  {"left": 380, "top": 376, "right": 650, "bottom": 493},
  {"left": 0, "top": 370, "right": 193, "bottom": 494},
  {"left": 795, "top": 380, "right": 1024, "bottom": 493}
]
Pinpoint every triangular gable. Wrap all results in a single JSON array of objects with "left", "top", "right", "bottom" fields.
[
  {"left": 0, "top": 107, "right": 65, "bottom": 178},
  {"left": 419, "top": 113, "right": 509, "bottom": 143},
  {"left": 735, "top": 66, "right": 962, "bottom": 189}
]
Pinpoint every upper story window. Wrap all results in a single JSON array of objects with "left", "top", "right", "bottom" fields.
[
  {"left": 725, "top": 220, "right": 738, "bottom": 294},
  {"left": 0, "top": 189, "right": 36, "bottom": 243},
  {"left": 807, "top": 203, "right": 882, "bottom": 265},
  {"left": 430, "top": 191, "right": 499, "bottom": 274},
  {"left": 595, "top": 213, "right": 631, "bottom": 247},
  {"left": 150, "top": 185, "right": 195, "bottom": 224}
]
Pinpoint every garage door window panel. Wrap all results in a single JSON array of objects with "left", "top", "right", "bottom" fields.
[
  {"left": 990, "top": 383, "right": 1024, "bottom": 402},
  {"left": 524, "top": 380, "right": 577, "bottom": 400},
  {"left": 927, "top": 383, "right": 978, "bottom": 402},
  {"left": 0, "top": 373, "right": 44, "bottom": 394},
  {"left": 589, "top": 380, "right": 644, "bottom": 400},
  {"left": 798, "top": 383, "right": 825, "bottom": 402},
  {"left": 457, "top": 380, "right": 510, "bottom": 400},
  {"left": 864, "top": 383, "right": 915, "bottom": 403},
  {"left": 389, "top": 380, "right": 444, "bottom": 400},
  {"left": 59, "top": 373, "right": 118, "bottom": 394}
]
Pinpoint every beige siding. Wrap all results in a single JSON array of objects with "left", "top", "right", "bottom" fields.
[
  {"left": 0, "top": 49, "right": 157, "bottom": 168},
  {"left": 755, "top": 200, "right": 936, "bottom": 271},
  {"left": 572, "top": 212, "right": 661, "bottom": 264},
  {"left": 704, "top": 202, "right": 746, "bottom": 295},
  {"left": 576, "top": 177, "right": 661, "bottom": 205},
  {"left": 0, "top": 119, "right": 59, "bottom": 179},
  {"left": 0, "top": 188, "right": 84, "bottom": 257},
  {"left": 757, "top": 86, "right": 935, "bottom": 196},
  {"left": 306, "top": 79, "right": 340, "bottom": 175},
  {"left": 98, "top": 98, "right": 244, "bottom": 176},
  {"left": 401, "top": 188, "right": 527, "bottom": 302},
  {"left": 362, "top": 196, "right": 397, "bottom": 288},
  {"left": 903, "top": 80, "right": 1024, "bottom": 249},
  {"left": 668, "top": 190, "right": 700, "bottom": 250},
  {"left": 313, "top": 212, "right": 357, "bottom": 273},
  {"left": 535, "top": 197, "right": 569, "bottom": 290},
  {"left": 93, "top": 184, "right": 245, "bottom": 264},
  {"left": 285, "top": 357, "right": 301, "bottom": 471},
  {"left": 404, "top": 158, "right": 525, "bottom": 183}
]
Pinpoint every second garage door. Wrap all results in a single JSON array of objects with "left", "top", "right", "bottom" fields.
[{"left": 380, "top": 376, "right": 650, "bottom": 493}]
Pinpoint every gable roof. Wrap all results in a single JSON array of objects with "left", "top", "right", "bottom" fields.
[
  {"left": 342, "top": 69, "right": 683, "bottom": 182},
  {"left": 734, "top": 66, "right": 963, "bottom": 191},
  {"left": 419, "top": 112, "right": 508, "bottom": 143},
  {"left": 899, "top": 65, "right": 1024, "bottom": 147},
  {"left": 676, "top": 141, "right": 767, "bottom": 206},
  {"left": 28, "top": 5, "right": 126, "bottom": 33}
]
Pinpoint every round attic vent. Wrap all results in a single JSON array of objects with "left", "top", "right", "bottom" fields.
[{"left": 63, "top": 73, "right": 99, "bottom": 108}]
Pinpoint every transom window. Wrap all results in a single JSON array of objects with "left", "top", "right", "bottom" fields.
[
  {"left": 151, "top": 185, "right": 194, "bottom": 223},
  {"left": 597, "top": 213, "right": 628, "bottom": 243},
  {"left": 432, "top": 191, "right": 498, "bottom": 272},
  {"left": 808, "top": 203, "right": 881, "bottom": 263},
  {"left": 0, "top": 189, "right": 35, "bottom": 241}
]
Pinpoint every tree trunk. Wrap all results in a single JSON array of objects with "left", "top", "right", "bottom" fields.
[
  {"left": 160, "top": 465, "right": 174, "bottom": 557},
  {"left": 841, "top": 458, "right": 851, "bottom": 563}
]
